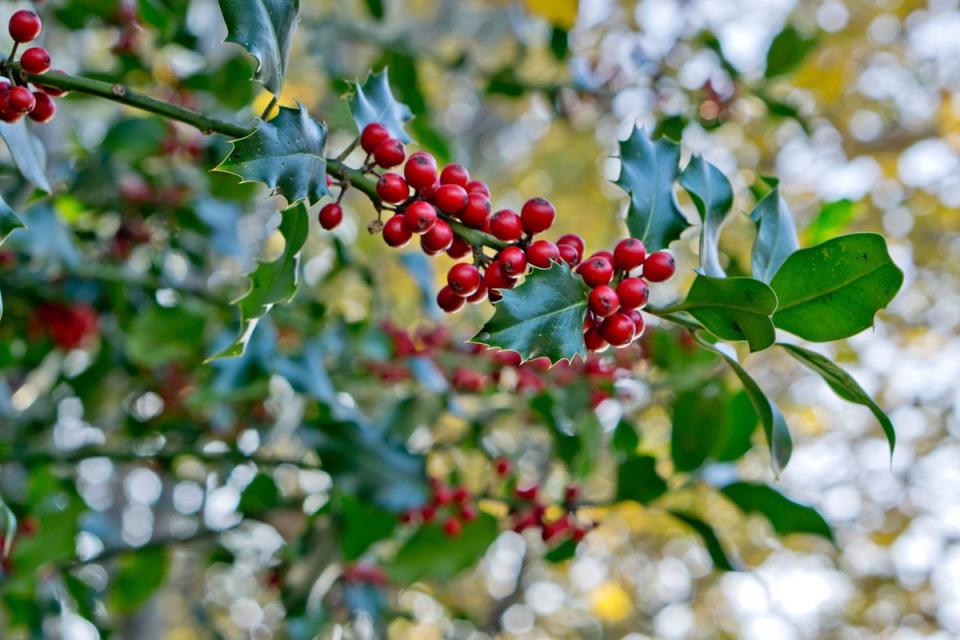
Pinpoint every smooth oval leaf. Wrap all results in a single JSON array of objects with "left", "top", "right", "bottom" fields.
[
  {"left": 616, "top": 454, "right": 667, "bottom": 504},
  {"left": 679, "top": 155, "right": 733, "bottom": 277},
  {"left": 615, "top": 126, "right": 690, "bottom": 252},
  {"left": 765, "top": 25, "right": 818, "bottom": 78},
  {"left": 750, "top": 180, "right": 798, "bottom": 283},
  {"left": 387, "top": 513, "right": 497, "bottom": 583},
  {"left": 472, "top": 261, "right": 587, "bottom": 364},
  {"left": 668, "top": 510, "right": 738, "bottom": 571},
  {"left": 677, "top": 275, "right": 778, "bottom": 352},
  {"left": 218, "top": 0, "right": 299, "bottom": 94},
  {"left": 109, "top": 547, "right": 169, "bottom": 613},
  {"left": 347, "top": 69, "right": 413, "bottom": 143},
  {"left": 720, "top": 481, "right": 833, "bottom": 541},
  {"left": 0, "top": 121, "right": 51, "bottom": 192},
  {"left": 0, "top": 194, "right": 24, "bottom": 245},
  {"left": 671, "top": 381, "right": 727, "bottom": 472},
  {"left": 770, "top": 233, "right": 903, "bottom": 341}
]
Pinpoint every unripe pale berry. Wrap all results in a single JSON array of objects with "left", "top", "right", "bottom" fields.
[
  {"left": 360, "top": 122, "right": 389, "bottom": 153},
  {"left": 578, "top": 256, "right": 614, "bottom": 287},
  {"left": 404, "top": 151, "right": 437, "bottom": 191},
  {"left": 435, "top": 184, "right": 468, "bottom": 214},
  {"left": 489, "top": 210, "right": 523, "bottom": 242},
  {"left": 616, "top": 277, "right": 649, "bottom": 310},
  {"left": 20, "top": 47, "right": 51, "bottom": 75},
  {"left": 9, "top": 10, "right": 42, "bottom": 43},
  {"left": 447, "top": 263, "right": 482, "bottom": 296},
  {"left": 601, "top": 312, "right": 635, "bottom": 346},
  {"left": 446, "top": 236, "right": 472, "bottom": 259},
  {"left": 373, "top": 138, "right": 405, "bottom": 168},
  {"left": 526, "top": 240, "right": 560, "bottom": 269},
  {"left": 420, "top": 220, "right": 453, "bottom": 254},
  {"left": 614, "top": 238, "right": 647, "bottom": 272},
  {"left": 460, "top": 193, "right": 491, "bottom": 228},
  {"left": 498, "top": 246, "right": 527, "bottom": 276},
  {"left": 437, "top": 285, "right": 465, "bottom": 313},
  {"left": 402, "top": 201, "right": 437, "bottom": 234},
  {"left": 643, "top": 251, "right": 676, "bottom": 282},
  {"left": 376, "top": 172, "right": 408, "bottom": 203},
  {"left": 318, "top": 203, "right": 343, "bottom": 230},
  {"left": 558, "top": 243, "right": 581, "bottom": 267},
  {"left": 382, "top": 214, "right": 412, "bottom": 247},
  {"left": 8, "top": 86, "right": 35, "bottom": 113},
  {"left": 440, "top": 163, "right": 469, "bottom": 187},
  {"left": 589, "top": 285, "right": 619, "bottom": 318},
  {"left": 520, "top": 197, "right": 555, "bottom": 234}
]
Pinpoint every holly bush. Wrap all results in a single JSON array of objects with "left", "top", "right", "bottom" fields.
[{"left": 0, "top": 1, "right": 908, "bottom": 637}]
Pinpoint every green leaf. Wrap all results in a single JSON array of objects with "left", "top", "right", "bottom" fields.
[
  {"left": 677, "top": 275, "right": 777, "bottom": 352},
  {"left": 711, "top": 390, "right": 759, "bottom": 462},
  {"left": 549, "top": 26, "right": 570, "bottom": 61},
  {"left": 671, "top": 381, "right": 727, "bottom": 472},
  {"left": 212, "top": 202, "right": 309, "bottom": 360},
  {"left": 804, "top": 199, "right": 857, "bottom": 245},
  {"left": 765, "top": 25, "right": 818, "bottom": 78},
  {"left": 779, "top": 342, "right": 895, "bottom": 455},
  {"left": 217, "top": 0, "right": 299, "bottom": 94},
  {"left": 679, "top": 155, "right": 733, "bottom": 277},
  {"left": 363, "top": 0, "right": 384, "bottom": 19},
  {"left": 387, "top": 513, "right": 497, "bottom": 583},
  {"left": 472, "top": 261, "right": 588, "bottom": 364},
  {"left": 0, "top": 493, "right": 16, "bottom": 559},
  {"left": 720, "top": 482, "right": 833, "bottom": 541},
  {"left": 616, "top": 455, "right": 667, "bottom": 504},
  {"left": 668, "top": 510, "right": 737, "bottom": 571},
  {"left": 339, "top": 495, "right": 397, "bottom": 561},
  {"left": 750, "top": 181, "right": 799, "bottom": 283},
  {"left": 215, "top": 105, "right": 329, "bottom": 206},
  {"left": 239, "top": 473, "right": 280, "bottom": 514},
  {"left": 0, "top": 194, "right": 24, "bottom": 246},
  {"left": 770, "top": 233, "right": 903, "bottom": 341},
  {"left": 109, "top": 546, "right": 169, "bottom": 613},
  {"left": 0, "top": 121, "right": 51, "bottom": 192},
  {"left": 615, "top": 126, "right": 689, "bottom": 252},
  {"left": 544, "top": 538, "right": 577, "bottom": 563},
  {"left": 126, "top": 304, "right": 207, "bottom": 367},
  {"left": 347, "top": 69, "right": 413, "bottom": 144},
  {"left": 612, "top": 419, "right": 640, "bottom": 457},
  {"left": 694, "top": 335, "right": 792, "bottom": 474}
]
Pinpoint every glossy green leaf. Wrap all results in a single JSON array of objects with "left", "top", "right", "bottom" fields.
[
  {"left": 765, "top": 25, "right": 818, "bottom": 78},
  {"left": 750, "top": 180, "right": 798, "bottom": 283},
  {"left": 545, "top": 538, "right": 578, "bottom": 563},
  {"left": 339, "top": 495, "right": 397, "bottom": 561},
  {"left": 779, "top": 342, "right": 895, "bottom": 454},
  {"left": 805, "top": 199, "right": 857, "bottom": 245},
  {"left": 387, "top": 513, "right": 497, "bottom": 583},
  {"left": 126, "top": 304, "right": 207, "bottom": 366},
  {"left": 616, "top": 455, "right": 667, "bottom": 504},
  {"left": 215, "top": 105, "right": 328, "bottom": 206},
  {"left": 679, "top": 155, "right": 733, "bottom": 277},
  {"left": 217, "top": 0, "right": 299, "bottom": 94},
  {"left": 472, "top": 261, "right": 588, "bottom": 363},
  {"left": 770, "top": 233, "right": 903, "bottom": 341},
  {"left": 668, "top": 510, "right": 737, "bottom": 571},
  {"left": 0, "top": 195, "right": 23, "bottom": 246},
  {"left": 212, "top": 202, "right": 309, "bottom": 360},
  {"left": 239, "top": 473, "right": 280, "bottom": 514},
  {"left": 720, "top": 481, "right": 833, "bottom": 541},
  {"left": 671, "top": 381, "right": 727, "bottom": 472},
  {"left": 109, "top": 546, "right": 169, "bottom": 613},
  {"left": 612, "top": 419, "right": 640, "bottom": 457},
  {"left": 347, "top": 69, "right": 413, "bottom": 143},
  {"left": 0, "top": 121, "right": 51, "bottom": 192},
  {"left": 694, "top": 334, "right": 792, "bottom": 474},
  {"left": 711, "top": 390, "right": 759, "bottom": 462},
  {"left": 677, "top": 275, "right": 778, "bottom": 352},
  {"left": 615, "top": 126, "right": 690, "bottom": 252}
]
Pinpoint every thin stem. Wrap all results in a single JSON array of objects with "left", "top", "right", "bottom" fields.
[
  {"left": 644, "top": 305, "right": 704, "bottom": 331},
  {"left": 335, "top": 137, "right": 360, "bottom": 163},
  {"left": 260, "top": 94, "right": 278, "bottom": 120}
]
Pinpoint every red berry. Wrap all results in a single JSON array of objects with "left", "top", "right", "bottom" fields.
[
  {"left": 459, "top": 504, "right": 478, "bottom": 521},
  {"left": 484, "top": 261, "right": 515, "bottom": 291},
  {"left": 433, "top": 484, "right": 455, "bottom": 505},
  {"left": 585, "top": 326, "right": 607, "bottom": 351},
  {"left": 8, "top": 86, "right": 35, "bottom": 113},
  {"left": 460, "top": 193, "right": 491, "bottom": 228},
  {"left": 589, "top": 250, "right": 615, "bottom": 263},
  {"left": 524, "top": 240, "right": 558, "bottom": 269},
  {"left": 448, "top": 263, "right": 482, "bottom": 296},
  {"left": 420, "top": 504, "right": 437, "bottom": 523},
  {"left": 452, "top": 486, "right": 471, "bottom": 503},
  {"left": 419, "top": 178, "right": 441, "bottom": 200},
  {"left": 498, "top": 246, "right": 527, "bottom": 276},
  {"left": 376, "top": 172, "right": 408, "bottom": 203},
  {"left": 558, "top": 243, "right": 581, "bottom": 267},
  {"left": 442, "top": 517, "right": 462, "bottom": 537},
  {"left": 588, "top": 285, "right": 620, "bottom": 318},
  {"left": 382, "top": 214, "right": 412, "bottom": 247},
  {"left": 465, "top": 180, "right": 490, "bottom": 196},
  {"left": 557, "top": 234, "right": 585, "bottom": 256},
  {"left": 493, "top": 350, "right": 522, "bottom": 367},
  {"left": 420, "top": 220, "right": 453, "bottom": 254},
  {"left": 515, "top": 484, "right": 539, "bottom": 501},
  {"left": 318, "top": 203, "right": 343, "bottom": 230},
  {"left": 20, "top": 47, "right": 51, "bottom": 75},
  {"left": 0, "top": 93, "right": 22, "bottom": 123},
  {"left": 614, "top": 238, "right": 647, "bottom": 272},
  {"left": 446, "top": 236, "right": 472, "bottom": 259},
  {"left": 564, "top": 484, "right": 581, "bottom": 502},
  {"left": 437, "top": 285, "right": 466, "bottom": 313},
  {"left": 617, "top": 278, "right": 649, "bottom": 310},
  {"left": 466, "top": 284, "right": 487, "bottom": 303},
  {"left": 489, "top": 210, "right": 523, "bottom": 242},
  {"left": 402, "top": 201, "right": 437, "bottom": 234},
  {"left": 520, "top": 197, "right": 556, "bottom": 234},
  {"left": 494, "top": 458, "right": 512, "bottom": 476},
  {"left": 9, "top": 10, "right": 41, "bottom": 43},
  {"left": 627, "top": 309, "right": 646, "bottom": 339},
  {"left": 643, "top": 251, "right": 676, "bottom": 282},
  {"left": 374, "top": 138, "right": 406, "bottom": 168},
  {"left": 578, "top": 256, "right": 614, "bottom": 287},
  {"left": 435, "top": 184, "right": 468, "bottom": 214},
  {"left": 601, "top": 312, "right": 635, "bottom": 346},
  {"left": 440, "top": 163, "right": 469, "bottom": 186},
  {"left": 360, "top": 122, "right": 389, "bottom": 153},
  {"left": 404, "top": 151, "right": 438, "bottom": 191}
]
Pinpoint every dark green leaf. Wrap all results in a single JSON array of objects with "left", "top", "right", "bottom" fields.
[
  {"left": 0, "top": 121, "right": 51, "bottom": 192},
  {"left": 472, "top": 261, "right": 588, "bottom": 364},
  {"left": 217, "top": 0, "right": 299, "bottom": 94},
  {"left": 545, "top": 539, "right": 577, "bottom": 563},
  {"left": 765, "top": 25, "right": 818, "bottom": 78},
  {"left": 779, "top": 342, "right": 895, "bottom": 455},
  {"left": 668, "top": 510, "right": 737, "bottom": 571},
  {"left": 616, "top": 455, "right": 667, "bottom": 504},
  {"left": 0, "top": 195, "right": 24, "bottom": 245},
  {"left": 721, "top": 481, "right": 833, "bottom": 541},
  {"left": 387, "top": 513, "right": 497, "bottom": 582},
  {"left": 363, "top": 0, "right": 384, "bottom": 19},
  {"left": 612, "top": 419, "right": 640, "bottom": 457},
  {"left": 126, "top": 304, "right": 207, "bottom": 366},
  {"left": 239, "top": 473, "right": 280, "bottom": 514},
  {"left": 750, "top": 181, "right": 799, "bottom": 283},
  {"left": 347, "top": 69, "right": 413, "bottom": 143},
  {"left": 653, "top": 114, "right": 687, "bottom": 142},
  {"left": 805, "top": 199, "right": 857, "bottom": 245},
  {"left": 711, "top": 390, "right": 759, "bottom": 462},
  {"left": 339, "top": 495, "right": 397, "bottom": 561},
  {"left": 694, "top": 334, "right": 792, "bottom": 474},
  {"left": 109, "top": 546, "right": 169, "bottom": 613},
  {"left": 671, "top": 381, "right": 727, "bottom": 472},
  {"left": 770, "top": 233, "right": 903, "bottom": 341},
  {"left": 615, "top": 126, "right": 689, "bottom": 252},
  {"left": 549, "top": 27, "right": 569, "bottom": 61},
  {"left": 679, "top": 155, "right": 733, "bottom": 277},
  {"left": 677, "top": 275, "right": 777, "bottom": 352},
  {"left": 486, "top": 68, "right": 527, "bottom": 97},
  {"left": 215, "top": 105, "right": 329, "bottom": 206}
]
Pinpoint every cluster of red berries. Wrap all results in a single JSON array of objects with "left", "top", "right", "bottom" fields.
[
  {"left": 399, "top": 477, "right": 479, "bottom": 538},
  {"left": 30, "top": 302, "right": 99, "bottom": 350},
  {"left": 495, "top": 460, "right": 594, "bottom": 544},
  {"left": 0, "top": 10, "right": 63, "bottom": 124}
]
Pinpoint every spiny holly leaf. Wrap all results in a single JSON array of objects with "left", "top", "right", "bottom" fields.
[
  {"left": 212, "top": 202, "right": 309, "bottom": 360},
  {"left": 472, "top": 261, "right": 588, "bottom": 364},
  {"left": 347, "top": 69, "right": 413, "bottom": 143},
  {"left": 694, "top": 334, "right": 792, "bottom": 475},
  {"left": 615, "top": 126, "right": 689, "bottom": 252},
  {"left": 387, "top": 513, "right": 497, "bottom": 583},
  {"left": 779, "top": 342, "right": 895, "bottom": 455},
  {"left": 750, "top": 180, "right": 798, "bottom": 283},
  {"left": 0, "top": 120, "right": 50, "bottom": 192},
  {"left": 217, "top": 0, "right": 299, "bottom": 94},
  {"left": 0, "top": 195, "right": 24, "bottom": 245},
  {"left": 720, "top": 481, "right": 833, "bottom": 541},
  {"left": 668, "top": 510, "right": 738, "bottom": 571},
  {"left": 215, "top": 105, "right": 328, "bottom": 206},
  {"left": 771, "top": 233, "right": 903, "bottom": 341},
  {"left": 678, "top": 275, "right": 777, "bottom": 352},
  {"left": 679, "top": 155, "right": 733, "bottom": 277}
]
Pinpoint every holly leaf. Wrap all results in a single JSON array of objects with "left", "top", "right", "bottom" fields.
[
  {"left": 779, "top": 342, "right": 895, "bottom": 455},
  {"left": 770, "top": 233, "right": 903, "bottom": 341},
  {"left": 804, "top": 199, "right": 857, "bottom": 245},
  {"left": 0, "top": 120, "right": 50, "bottom": 192},
  {"left": 694, "top": 335, "right": 792, "bottom": 474},
  {"left": 720, "top": 481, "right": 833, "bottom": 541},
  {"left": 676, "top": 275, "right": 778, "bottom": 352},
  {"left": 387, "top": 513, "right": 497, "bottom": 583},
  {"left": 338, "top": 495, "right": 397, "bottom": 561},
  {"left": 109, "top": 546, "right": 169, "bottom": 613},
  {"left": 616, "top": 454, "right": 667, "bottom": 504},
  {"left": 615, "top": 126, "right": 689, "bottom": 252},
  {"left": 670, "top": 381, "right": 727, "bottom": 472},
  {"left": 668, "top": 510, "right": 737, "bottom": 571},
  {"left": 215, "top": 105, "right": 328, "bottom": 206},
  {"left": 0, "top": 195, "right": 24, "bottom": 245},
  {"left": 217, "top": 0, "right": 299, "bottom": 94},
  {"left": 765, "top": 25, "right": 818, "bottom": 78},
  {"left": 212, "top": 202, "right": 309, "bottom": 360},
  {"left": 347, "top": 69, "right": 413, "bottom": 143},
  {"left": 126, "top": 304, "right": 208, "bottom": 366},
  {"left": 472, "top": 261, "right": 588, "bottom": 364},
  {"left": 679, "top": 155, "right": 733, "bottom": 277},
  {"left": 750, "top": 180, "right": 799, "bottom": 283}
]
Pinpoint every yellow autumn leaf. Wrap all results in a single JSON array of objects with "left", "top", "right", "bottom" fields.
[{"left": 526, "top": 0, "right": 579, "bottom": 30}]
